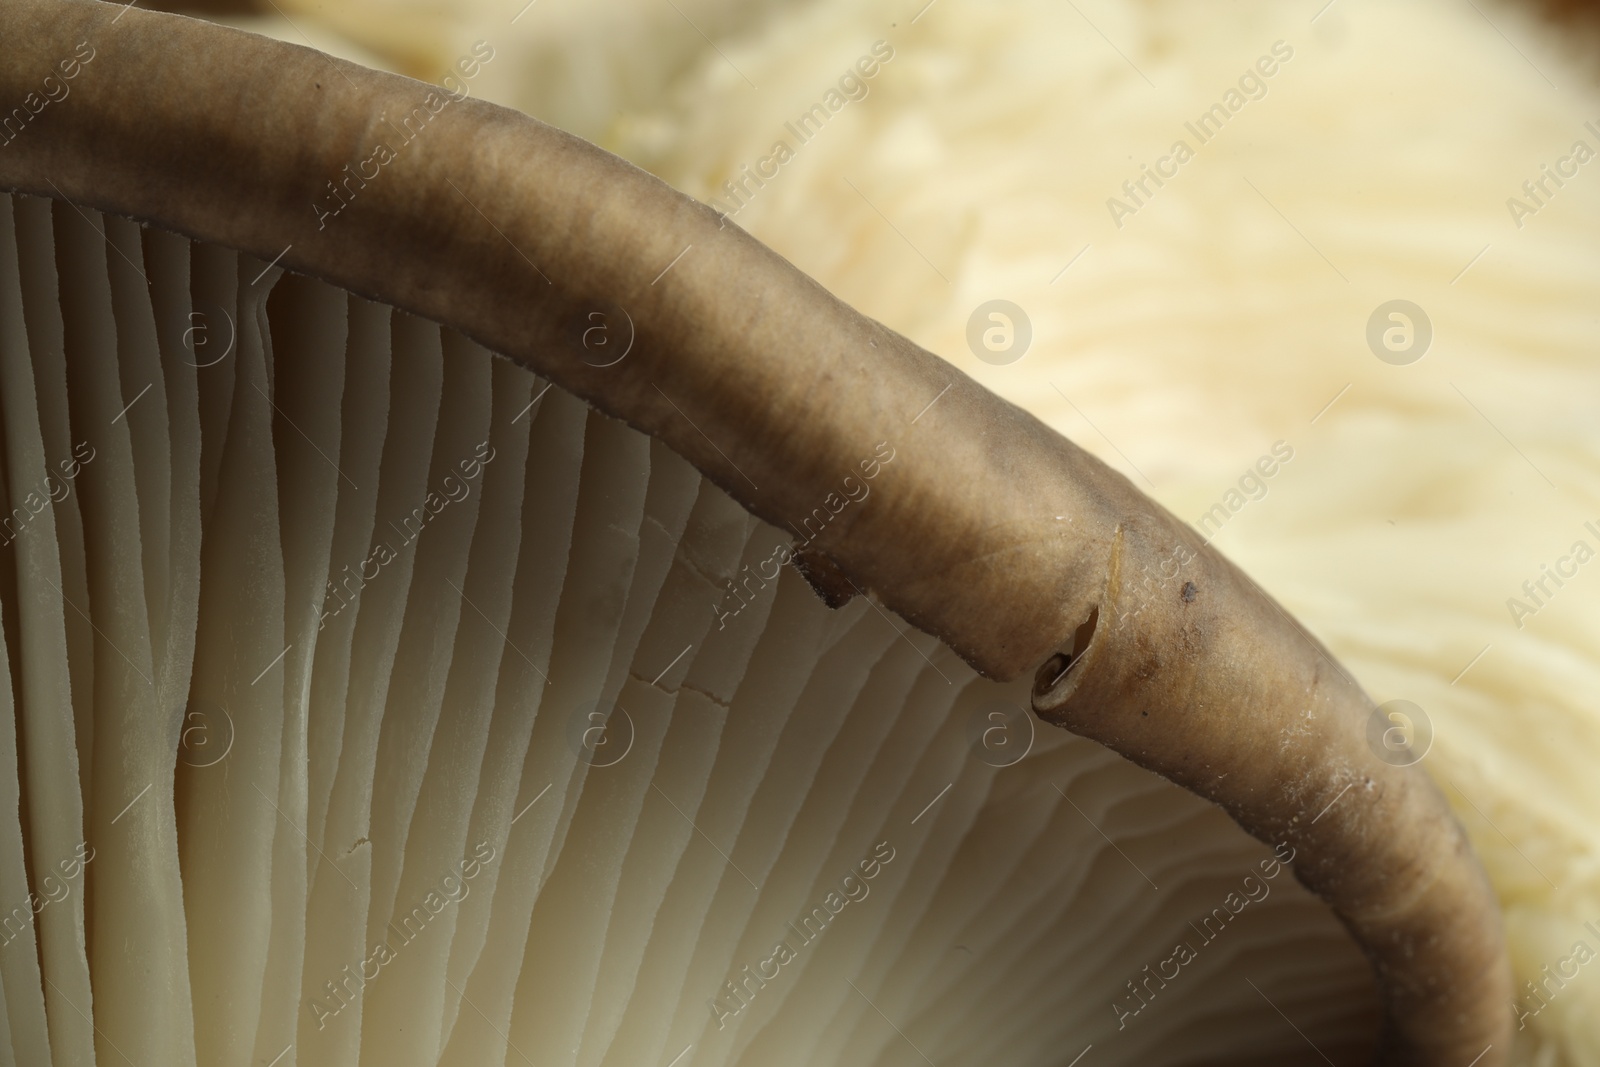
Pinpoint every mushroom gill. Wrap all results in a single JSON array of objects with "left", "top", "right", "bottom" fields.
[{"left": 0, "top": 193, "right": 1377, "bottom": 1065}]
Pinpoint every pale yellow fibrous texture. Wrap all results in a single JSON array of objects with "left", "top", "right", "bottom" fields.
[{"left": 234, "top": 0, "right": 1600, "bottom": 1060}]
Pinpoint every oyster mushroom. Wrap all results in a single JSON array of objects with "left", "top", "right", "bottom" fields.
[{"left": 0, "top": 0, "right": 1509, "bottom": 1064}]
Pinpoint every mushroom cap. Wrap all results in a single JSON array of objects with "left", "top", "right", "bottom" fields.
[{"left": 0, "top": 193, "right": 1380, "bottom": 1067}]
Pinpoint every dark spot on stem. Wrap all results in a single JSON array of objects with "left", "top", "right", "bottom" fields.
[{"left": 1181, "top": 581, "right": 1197, "bottom": 602}]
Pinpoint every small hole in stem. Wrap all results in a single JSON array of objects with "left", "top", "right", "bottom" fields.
[
  {"left": 1040, "top": 653, "right": 1074, "bottom": 691},
  {"left": 1035, "top": 607, "right": 1099, "bottom": 696}
]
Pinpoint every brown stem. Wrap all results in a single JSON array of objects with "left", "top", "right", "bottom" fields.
[{"left": 0, "top": 0, "right": 1512, "bottom": 1059}]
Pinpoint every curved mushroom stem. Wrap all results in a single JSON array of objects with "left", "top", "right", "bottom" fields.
[{"left": 0, "top": 0, "right": 1512, "bottom": 1059}]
